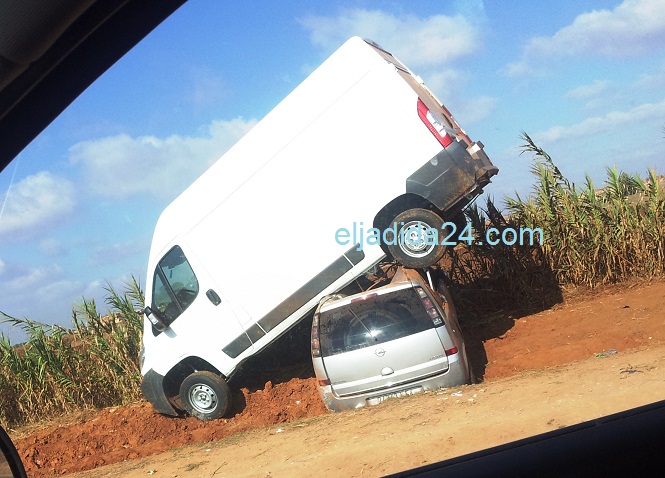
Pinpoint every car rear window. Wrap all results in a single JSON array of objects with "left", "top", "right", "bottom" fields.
[{"left": 318, "top": 287, "right": 434, "bottom": 356}]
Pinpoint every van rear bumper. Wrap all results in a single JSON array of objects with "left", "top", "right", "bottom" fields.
[
  {"left": 141, "top": 368, "right": 178, "bottom": 416},
  {"left": 406, "top": 140, "right": 498, "bottom": 214}
]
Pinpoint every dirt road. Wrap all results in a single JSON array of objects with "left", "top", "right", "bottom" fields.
[{"left": 13, "top": 279, "right": 665, "bottom": 477}]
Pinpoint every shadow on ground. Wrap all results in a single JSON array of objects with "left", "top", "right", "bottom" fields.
[
  {"left": 229, "top": 316, "right": 315, "bottom": 393},
  {"left": 447, "top": 264, "right": 563, "bottom": 381}
]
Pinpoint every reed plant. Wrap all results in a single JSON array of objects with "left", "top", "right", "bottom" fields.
[
  {"left": 506, "top": 132, "right": 664, "bottom": 286},
  {"left": 446, "top": 132, "right": 664, "bottom": 323},
  {"left": 0, "top": 277, "right": 144, "bottom": 428},
  {"left": 442, "top": 195, "right": 562, "bottom": 324}
]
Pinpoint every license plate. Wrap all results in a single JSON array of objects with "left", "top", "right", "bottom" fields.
[{"left": 366, "top": 386, "right": 424, "bottom": 406}]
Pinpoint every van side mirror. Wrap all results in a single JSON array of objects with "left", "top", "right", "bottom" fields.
[{"left": 144, "top": 306, "right": 167, "bottom": 332}]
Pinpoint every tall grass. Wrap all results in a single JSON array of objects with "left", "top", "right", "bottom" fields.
[
  {"left": 445, "top": 132, "right": 664, "bottom": 322},
  {"left": 442, "top": 195, "right": 562, "bottom": 323},
  {"left": 0, "top": 277, "right": 144, "bottom": 429},
  {"left": 506, "top": 132, "right": 664, "bottom": 286}
]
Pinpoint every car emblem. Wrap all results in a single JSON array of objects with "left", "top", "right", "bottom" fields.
[{"left": 375, "top": 347, "right": 386, "bottom": 357}]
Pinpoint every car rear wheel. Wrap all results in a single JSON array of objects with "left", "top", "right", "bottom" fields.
[
  {"left": 179, "top": 371, "right": 231, "bottom": 421},
  {"left": 385, "top": 208, "right": 446, "bottom": 268}
]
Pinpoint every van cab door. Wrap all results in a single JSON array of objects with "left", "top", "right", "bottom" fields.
[{"left": 149, "top": 245, "right": 251, "bottom": 372}]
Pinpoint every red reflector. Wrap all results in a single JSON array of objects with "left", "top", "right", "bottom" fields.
[
  {"left": 445, "top": 347, "right": 458, "bottom": 356},
  {"left": 318, "top": 378, "right": 331, "bottom": 386},
  {"left": 417, "top": 98, "right": 453, "bottom": 148}
]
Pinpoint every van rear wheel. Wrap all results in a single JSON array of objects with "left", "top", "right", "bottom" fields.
[
  {"left": 179, "top": 371, "right": 231, "bottom": 421},
  {"left": 385, "top": 208, "right": 446, "bottom": 268}
]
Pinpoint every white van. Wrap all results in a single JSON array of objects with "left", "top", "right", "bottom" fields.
[{"left": 140, "top": 36, "right": 497, "bottom": 420}]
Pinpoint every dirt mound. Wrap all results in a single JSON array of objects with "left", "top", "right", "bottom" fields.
[{"left": 15, "top": 378, "right": 327, "bottom": 477}]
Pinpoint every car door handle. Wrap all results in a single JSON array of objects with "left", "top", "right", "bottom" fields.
[
  {"left": 206, "top": 289, "right": 221, "bottom": 306},
  {"left": 381, "top": 367, "right": 394, "bottom": 376}
]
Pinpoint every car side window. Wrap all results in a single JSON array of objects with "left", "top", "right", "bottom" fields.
[{"left": 152, "top": 246, "right": 199, "bottom": 324}]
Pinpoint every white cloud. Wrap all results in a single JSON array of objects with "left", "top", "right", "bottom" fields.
[
  {"left": 420, "top": 69, "right": 467, "bottom": 101},
  {"left": 0, "top": 171, "right": 76, "bottom": 238},
  {"left": 636, "top": 62, "right": 665, "bottom": 90},
  {"left": 454, "top": 95, "right": 497, "bottom": 125},
  {"left": 38, "top": 238, "right": 66, "bottom": 257},
  {"left": 69, "top": 117, "right": 257, "bottom": 200},
  {"left": 298, "top": 8, "right": 490, "bottom": 126},
  {"left": 0, "top": 258, "right": 5, "bottom": 276},
  {"left": 35, "top": 279, "right": 83, "bottom": 305},
  {"left": 88, "top": 239, "right": 145, "bottom": 267},
  {"left": 188, "top": 66, "right": 230, "bottom": 112},
  {"left": 565, "top": 80, "right": 613, "bottom": 100},
  {"left": 564, "top": 80, "right": 622, "bottom": 113},
  {"left": 534, "top": 98, "right": 665, "bottom": 144},
  {"left": 83, "top": 279, "right": 104, "bottom": 297},
  {"left": 298, "top": 8, "right": 481, "bottom": 70},
  {"left": 0, "top": 261, "right": 86, "bottom": 327},
  {"left": 3, "top": 264, "right": 64, "bottom": 292},
  {"left": 506, "top": 0, "right": 665, "bottom": 76}
]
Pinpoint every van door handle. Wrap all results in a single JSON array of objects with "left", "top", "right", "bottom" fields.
[{"left": 206, "top": 289, "right": 221, "bottom": 306}]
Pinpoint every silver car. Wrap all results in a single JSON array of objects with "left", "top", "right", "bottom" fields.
[{"left": 311, "top": 268, "right": 471, "bottom": 411}]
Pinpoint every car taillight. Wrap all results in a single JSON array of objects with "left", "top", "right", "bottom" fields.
[
  {"left": 417, "top": 98, "right": 453, "bottom": 148},
  {"left": 415, "top": 287, "right": 443, "bottom": 326},
  {"left": 311, "top": 313, "right": 321, "bottom": 358},
  {"left": 445, "top": 347, "right": 458, "bottom": 356}
]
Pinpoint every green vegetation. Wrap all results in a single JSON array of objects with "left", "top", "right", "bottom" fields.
[
  {"left": 1, "top": 134, "right": 663, "bottom": 428},
  {"left": 446, "top": 132, "right": 664, "bottom": 322},
  {"left": 507, "top": 133, "right": 664, "bottom": 286},
  {"left": 0, "top": 278, "right": 144, "bottom": 428}
]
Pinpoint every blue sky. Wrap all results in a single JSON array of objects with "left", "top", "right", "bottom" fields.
[{"left": 2, "top": 0, "right": 665, "bottom": 341}]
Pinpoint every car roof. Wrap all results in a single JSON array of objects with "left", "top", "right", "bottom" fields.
[{"left": 0, "top": 0, "right": 186, "bottom": 171}]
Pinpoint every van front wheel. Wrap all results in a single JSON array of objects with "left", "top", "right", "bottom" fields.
[
  {"left": 179, "top": 371, "right": 231, "bottom": 421},
  {"left": 385, "top": 208, "right": 446, "bottom": 268}
]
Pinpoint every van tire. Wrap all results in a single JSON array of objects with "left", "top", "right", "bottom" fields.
[
  {"left": 179, "top": 371, "right": 231, "bottom": 421},
  {"left": 384, "top": 208, "right": 446, "bottom": 268}
]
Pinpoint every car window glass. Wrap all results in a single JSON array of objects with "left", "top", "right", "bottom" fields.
[
  {"left": 152, "top": 246, "right": 199, "bottom": 323},
  {"left": 319, "top": 287, "right": 433, "bottom": 356}
]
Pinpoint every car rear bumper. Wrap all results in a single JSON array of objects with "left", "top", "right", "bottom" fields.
[{"left": 318, "top": 352, "right": 471, "bottom": 412}]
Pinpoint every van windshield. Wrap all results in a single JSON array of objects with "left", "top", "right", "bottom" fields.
[
  {"left": 152, "top": 246, "right": 199, "bottom": 324},
  {"left": 318, "top": 287, "right": 434, "bottom": 356}
]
